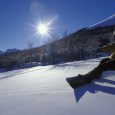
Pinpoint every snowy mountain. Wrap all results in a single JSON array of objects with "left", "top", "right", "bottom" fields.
[
  {"left": 0, "top": 57, "right": 115, "bottom": 115},
  {"left": 5, "top": 48, "right": 20, "bottom": 53},
  {"left": 0, "top": 50, "right": 4, "bottom": 54},
  {"left": 89, "top": 14, "right": 115, "bottom": 28}
]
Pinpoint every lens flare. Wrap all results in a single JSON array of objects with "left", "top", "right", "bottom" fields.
[
  {"left": 26, "top": 15, "right": 58, "bottom": 39},
  {"left": 37, "top": 23, "right": 49, "bottom": 37}
]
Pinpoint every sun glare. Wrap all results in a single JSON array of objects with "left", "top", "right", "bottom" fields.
[
  {"left": 27, "top": 15, "right": 58, "bottom": 39},
  {"left": 37, "top": 23, "right": 49, "bottom": 36}
]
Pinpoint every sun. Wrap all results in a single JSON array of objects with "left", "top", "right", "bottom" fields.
[
  {"left": 27, "top": 15, "right": 58, "bottom": 39},
  {"left": 37, "top": 23, "right": 49, "bottom": 36}
]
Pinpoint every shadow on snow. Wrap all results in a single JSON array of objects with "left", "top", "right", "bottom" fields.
[{"left": 73, "top": 77, "right": 115, "bottom": 103}]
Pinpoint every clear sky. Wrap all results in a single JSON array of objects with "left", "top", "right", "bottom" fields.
[{"left": 0, "top": 0, "right": 115, "bottom": 51}]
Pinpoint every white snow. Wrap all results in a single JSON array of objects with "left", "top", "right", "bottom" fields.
[
  {"left": 0, "top": 58, "right": 115, "bottom": 115},
  {"left": 89, "top": 14, "right": 115, "bottom": 28}
]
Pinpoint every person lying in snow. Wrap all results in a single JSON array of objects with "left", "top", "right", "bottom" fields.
[{"left": 66, "top": 31, "right": 115, "bottom": 89}]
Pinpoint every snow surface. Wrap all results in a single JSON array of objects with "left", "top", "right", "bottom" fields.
[
  {"left": 0, "top": 58, "right": 115, "bottom": 115},
  {"left": 89, "top": 14, "right": 115, "bottom": 28}
]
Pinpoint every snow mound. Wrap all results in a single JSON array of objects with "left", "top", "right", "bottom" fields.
[{"left": 0, "top": 58, "right": 115, "bottom": 115}]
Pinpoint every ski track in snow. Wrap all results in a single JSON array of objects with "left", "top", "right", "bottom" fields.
[{"left": 0, "top": 58, "right": 115, "bottom": 115}]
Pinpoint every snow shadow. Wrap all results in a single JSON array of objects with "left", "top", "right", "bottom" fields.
[
  {"left": 0, "top": 67, "right": 44, "bottom": 80},
  {"left": 47, "top": 63, "right": 96, "bottom": 71},
  {"left": 74, "top": 78, "right": 115, "bottom": 103}
]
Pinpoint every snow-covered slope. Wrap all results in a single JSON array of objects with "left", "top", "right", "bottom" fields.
[
  {"left": 0, "top": 58, "right": 115, "bottom": 115},
  {"left": 89, "top": 14, "right": 115, "bottom": 28}
]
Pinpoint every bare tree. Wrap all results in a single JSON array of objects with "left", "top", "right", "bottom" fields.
[
  {"left": 62, "top": 30, "right": 68, "bottom": 61},
  {"left": 75, "top": 37, "right": 89, "bottom": 59},
  {"left": 48, "top": 35, "right": 58, "bottom": 64},
  {"left": 27, "top": 41, "right": 34, "bottom": 64}
]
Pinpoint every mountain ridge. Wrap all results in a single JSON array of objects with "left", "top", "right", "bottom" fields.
[{"left": 89, "top": 14, "right": 115, "bottom": 29}]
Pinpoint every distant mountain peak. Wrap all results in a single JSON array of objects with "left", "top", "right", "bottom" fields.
[
  {"left": 5, "top": 48, "right": 20, "bottom": 53},
  {"left": 89, "top": 14, "right": 115, "bottom": 29},
  {"left": 0, "top": 50, "right": 4, "bottom": 54}
]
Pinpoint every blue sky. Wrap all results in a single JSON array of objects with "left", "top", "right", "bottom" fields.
[{"left": 0, "top": 0, "right": 115, "bottom": 51}]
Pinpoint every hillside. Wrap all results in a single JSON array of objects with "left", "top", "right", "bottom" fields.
[
  {"left": 0, "top": 57, "right": 115, "bottom": 115},
  {"left": 0, "top": 14, "right": 115, "bottom": 70}
]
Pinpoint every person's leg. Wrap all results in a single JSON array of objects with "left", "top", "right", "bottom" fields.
[
  {"left": 85, "top": 59, "right": 115, "bottom": 82},
  {"left": 100, "top": 58, "right": 110, "bottom": 64},
  {"left": 86, "top": 57, "right": 111, "bottom": 80},
  {"left": 99, "top": 59, "right": 115, "bottom": 71},
  {"left": 66, "top": 59, "right": 115, "bottom": 89}
]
